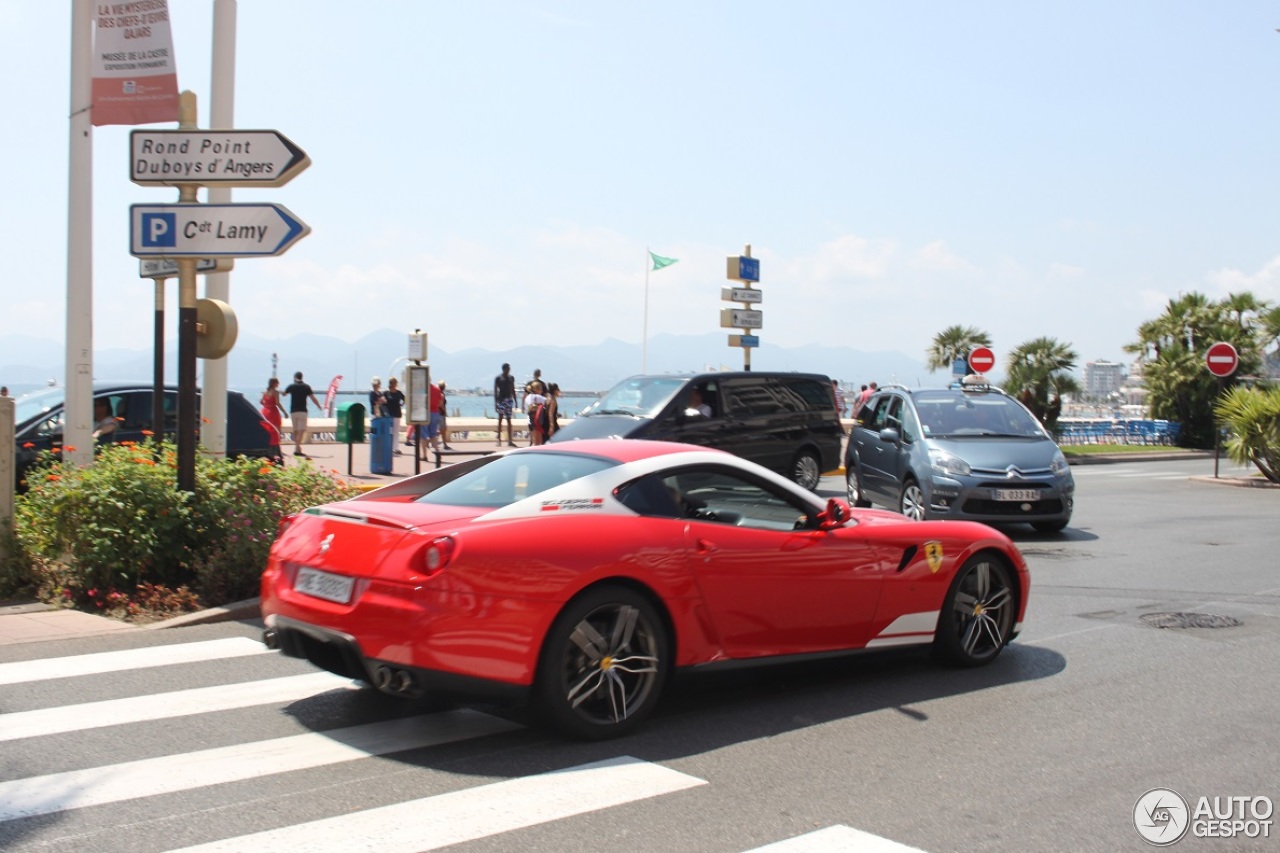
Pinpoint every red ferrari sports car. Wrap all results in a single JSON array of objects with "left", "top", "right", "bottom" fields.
[{"left": 262, "top": 440, "right": 1030, "bottom": 739}]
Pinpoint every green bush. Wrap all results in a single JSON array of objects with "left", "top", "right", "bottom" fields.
[
  {"left": 1214, "top": 385, "right": 1280, "bottom": 483},
  {"left": 6, "top": 440, "right": 358, "bottom": 618}
]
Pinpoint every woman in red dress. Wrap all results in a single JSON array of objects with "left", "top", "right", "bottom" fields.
[{"left": 261, "top": 377, "right": 288, "bottom": 463}]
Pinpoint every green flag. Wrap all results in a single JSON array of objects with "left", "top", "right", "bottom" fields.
[{"left": 649, "top": 251, "right": 679, "bottom": 271}]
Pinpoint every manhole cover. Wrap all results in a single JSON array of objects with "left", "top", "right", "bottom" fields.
[{"left": 1139, "top": 612, "right": 1242, "bottom": 629}]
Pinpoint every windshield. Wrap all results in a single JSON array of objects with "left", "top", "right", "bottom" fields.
[
  {"left": 414, "top": 451, "right": 618, "bottom": 508},
  {"left": 578, "top": 376, "right": 688, "bottom": 418},
  {"left": 913, "top": 391, "right": 1047, "bottom": 438},
  {"left": 12, "top": 386, "right": 67, "bottom": 427}
]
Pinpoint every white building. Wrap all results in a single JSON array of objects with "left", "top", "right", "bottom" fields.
[{"left": 1082, "top": 359, "right": 1125, "bottom": 401}]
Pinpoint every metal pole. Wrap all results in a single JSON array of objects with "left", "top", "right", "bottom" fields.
[
  {"left": 0, "top": 396, "right": 14, "bottom": 565},
  {"left": 153, "top": 278, "right": 166, "bottom": 449},
  {"left": 176, "top": 91, "right": 200, "bottom": 492},
  {"left": 743, "top": 244, "right": 752, "bottom": 372},
  {"left": 202, "top": 0, "right": 238, "bottom": 457},
  {"left": 65, "top": 0, "right": 95, "bottom": 468},
  {"left": 1213, "top": 375, "right": 1223, "bottom": 478},
  {"left": 642, "top": 249, "right": 650, "bottom": 373}
]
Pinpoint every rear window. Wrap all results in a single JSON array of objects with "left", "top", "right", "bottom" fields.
[{"left": 414, "top": 451, "right": 618, "bottom": 508}]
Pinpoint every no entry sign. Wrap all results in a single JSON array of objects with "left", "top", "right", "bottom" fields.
[
  {"left": 968, "top": 346, "right": 995, "bottom": 373},
  {"left": 1205, "top": 342, "right": 1239, "bottom": 377}
]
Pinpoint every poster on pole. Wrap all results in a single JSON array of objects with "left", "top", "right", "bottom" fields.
[
  {"left": 91, "top": 0, "right": 180, "bottom": 126},
  {"left": 407, "top": 365, "right": 432, "bottom": 425}
]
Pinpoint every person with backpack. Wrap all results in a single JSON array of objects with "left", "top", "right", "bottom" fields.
[{"left": 525, "top": 387, "right": 548, "bottom": 445}]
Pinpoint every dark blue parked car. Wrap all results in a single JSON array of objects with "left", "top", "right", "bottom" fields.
[{"left": 11, "top": 382, "right": 279, "bottom": 489}]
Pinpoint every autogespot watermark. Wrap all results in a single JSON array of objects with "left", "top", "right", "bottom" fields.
[{"left": 1134, "top": 787, "right": 1273, "bottom": 845}]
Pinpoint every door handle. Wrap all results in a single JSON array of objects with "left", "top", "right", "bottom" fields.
[{"left": 696, "top": 538, "right": 719, "bottom": 554}]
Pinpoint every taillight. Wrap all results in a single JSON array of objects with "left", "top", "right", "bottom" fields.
[
  {"left": 275, "top": 514, "right": 298, "bottom": 539},
  {"left": 422, "top": 536, "right": 456, "bottom": 576}
]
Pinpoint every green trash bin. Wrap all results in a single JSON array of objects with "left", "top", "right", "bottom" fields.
[{"left": 335, "top": 402, "right": 366, "bottom": 443}]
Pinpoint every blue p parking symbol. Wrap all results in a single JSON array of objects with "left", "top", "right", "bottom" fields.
[{"left": 141, "top": 212, "right": 177, "bottom": 248}]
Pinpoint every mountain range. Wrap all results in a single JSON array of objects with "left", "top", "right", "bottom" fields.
[{"left": 0, "top": 329, "right": 941, "bottom": 396}]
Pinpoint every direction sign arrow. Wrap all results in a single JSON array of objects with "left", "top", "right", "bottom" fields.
[
  {"left": 1205, "top": 341, "right": 1239, "bottom": 377},
  {"left": 130, "top": 203, "right": 311, "bottom": 258},
  {"left": 130, "top": 129, "right": 311, "bottom": 188},
  {"left": 968, "top": 346, "right": 996, "bottom": 373}
]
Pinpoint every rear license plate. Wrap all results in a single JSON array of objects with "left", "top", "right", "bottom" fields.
[
  {"left": 295, "top": 567, "right": 355, "bottom": 604},
  {"left": 994, "top": 489, "right": 1039, "bottom": 502}
]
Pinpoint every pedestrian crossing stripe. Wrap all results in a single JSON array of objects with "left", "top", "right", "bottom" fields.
[
  {"left": 0, "top": 671, "right": 355, "bottom": 742},
  {"left": 0, "top": 639, "right": 928, "bottom": 852},
  {"left": 0, "top": 637, "right": 268, "bottom": 686},
  {"left": 165, "top": 756, "right": 707, "bottom": 853},
  {"left": 0, "top": 710, "right": 521, "bottom": 822}
]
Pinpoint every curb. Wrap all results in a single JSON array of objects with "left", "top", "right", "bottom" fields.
[
  {"left": 1188, "top": 474, "right": 1280, "bottom": 489},
  {"left": 145, "top": 597, "right": 262, "bottom": 630},
  {"left": 1066, "top": 450, "right": 1213, "bottom": 466}
]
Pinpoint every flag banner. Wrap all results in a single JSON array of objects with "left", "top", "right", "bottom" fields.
[
  {"left": 324, "top": 375, "right": 343, "bottom": 416},
  {"left": 650, "top": 251, "right": 679, "bottom": 271},
  {"left": 91, "top": 0, "right": 180, "bottom": 126}
]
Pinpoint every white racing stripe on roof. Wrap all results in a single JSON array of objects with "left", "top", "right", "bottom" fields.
[
  {"left": 0, "top": 709, "right": 521, "bottom": 822},
  {"left": 0, "top": 671, "right": 355, "bottom": 742},
  {"left": 0, "top": 637, "right": 269, "bottom": 686},
  {"left": 166, "top": 756, "right": 707, "bottom": 853}
]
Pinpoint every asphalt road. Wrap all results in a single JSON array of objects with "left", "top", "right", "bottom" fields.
[{"left": 0, "top": 457, "right": 1276, "bottom": 852}]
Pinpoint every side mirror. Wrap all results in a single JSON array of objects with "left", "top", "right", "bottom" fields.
[
  {"left": 878, "top": 427, "right": 900, "bottom": 444},
  {"left": 818, "top": 497, "right": 853, "bottom": 530}
]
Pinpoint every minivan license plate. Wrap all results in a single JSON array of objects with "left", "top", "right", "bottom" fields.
[
  {"left": 994, "top": 489, "right": 1039, "bottom": 502},
  {"left": 295, "top": 567, "right": 354, "bottom": 604}
]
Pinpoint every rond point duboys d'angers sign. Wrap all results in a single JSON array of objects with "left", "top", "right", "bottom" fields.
[{"left": 130, "top": 130, "right": 311, "bottom": 188}]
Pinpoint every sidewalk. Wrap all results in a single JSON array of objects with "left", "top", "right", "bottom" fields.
[
  {"left": 279, "top": 431, "right": 505, "bottom": 489},
  {"left": 2, "top": 445, "right": 1273, "bottom": 647}
]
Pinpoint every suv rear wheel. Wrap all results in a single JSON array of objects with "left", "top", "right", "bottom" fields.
[{"left": 845, "top": 463, "right": 872, "bottom": 507}]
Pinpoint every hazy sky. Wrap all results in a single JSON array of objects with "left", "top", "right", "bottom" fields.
[{"left": 4, "top": 1, "right": 1280, "bottom": 373}]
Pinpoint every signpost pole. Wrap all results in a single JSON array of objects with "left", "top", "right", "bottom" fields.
[
  {"left": 176, "top": 91, "right": 200, "bottom": 492},
  {"left": 1214, "top": 375, "right": 1225, "bottom": 479},
  {"left": 743, "top": 245, "right": 752, "bottom": 372},
  {"left": 722, "top": 245, "right": 762, "bottom": 369},
  {"left": 153, "top": 277, "right": 166, "bottom": 454},
  {"left": 1203, "top": 342, "right": 1240, "bottom": 480}
]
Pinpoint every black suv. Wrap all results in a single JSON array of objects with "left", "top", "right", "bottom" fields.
[
  {"left": 549, "top": 371, "right": 843, "bottom": 490},
  {"left": 12, "top": 382, "right": 279, "bottom": 488}
]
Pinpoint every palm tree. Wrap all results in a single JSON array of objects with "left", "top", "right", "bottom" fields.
[
  {"left": 1260, "top": 305, "right": 1280, "bottom": 355},
  {"left": 1124, "top": 291, "right": 1270, "bottom": 448},
  {"left": 926, "top": 325, "right": 992, "bottom": 372},
  {"left": 1002, "top": 337, "right": 1080, "bottom": 432}
]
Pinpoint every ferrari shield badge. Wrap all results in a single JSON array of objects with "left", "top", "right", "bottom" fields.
[{"left": 924, "top": 541, "right": 944, "bottom": 573}]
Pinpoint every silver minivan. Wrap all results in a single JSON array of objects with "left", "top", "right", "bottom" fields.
[{"left": 844, "top": 381, "right": 1075, "bottom": 531}]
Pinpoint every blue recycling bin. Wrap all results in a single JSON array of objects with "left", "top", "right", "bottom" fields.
[{"left": 369, "top": 416, "right": 394, "bottom": 475}]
